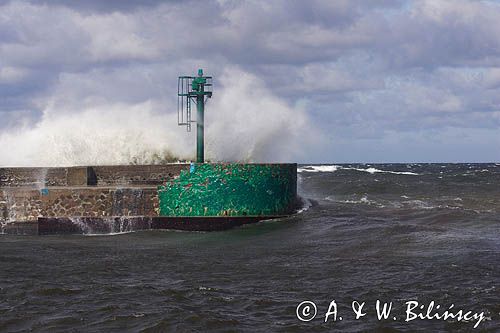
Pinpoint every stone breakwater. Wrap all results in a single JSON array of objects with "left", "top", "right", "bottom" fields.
[
  {"left": 0, "top": 163, "right": 297, "bottom": 234},
  {"left": 0, "top": 164, "right": 188, "bottom": 224},
  {"left": 0, "top": 187, "right": 158, "bottom": 222}
]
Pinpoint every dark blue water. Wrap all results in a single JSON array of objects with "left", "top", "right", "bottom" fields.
[{"left": 1, "top": 164, "right": 499, "bottom": 332}]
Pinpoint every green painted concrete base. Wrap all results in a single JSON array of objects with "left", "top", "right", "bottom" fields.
[{"left": 158, "top": 163, "right": 297, "bottom": 217}]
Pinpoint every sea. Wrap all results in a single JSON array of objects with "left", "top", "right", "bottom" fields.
[{"left": 0, "top": 163, "right": 499, "bottom": 332}]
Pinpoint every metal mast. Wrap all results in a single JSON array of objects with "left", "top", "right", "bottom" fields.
[{"left": 177, "top": 69, "right": 212, "bottom": 163}]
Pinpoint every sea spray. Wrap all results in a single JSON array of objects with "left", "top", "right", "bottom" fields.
[
  {"left": 68, "top": 216, "right": 150, "bottom": 235},
  {"left": 1, "top": 189, "right": 16, "bottom": 223},
  {"left": 35, "top": 168, "right": 48, "bottom": 190},
  {"left": 0, "top": 67, "right": 316, "bottom": 166}
]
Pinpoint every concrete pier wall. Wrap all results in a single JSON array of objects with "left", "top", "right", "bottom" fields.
[
  {"left": 0, "top": 167, "right": 70, "bottom": 187},
  {"left": 0, "top": 164, "right": 189, "bottom": 188},
  {"left": 90, "top": 165, "right": 188, "bottom": 186}
]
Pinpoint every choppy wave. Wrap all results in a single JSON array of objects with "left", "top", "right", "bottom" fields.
[
  {"left": 296, "top": 196, "right": 313, "bottom": 213},
  {"left": 298, "top": 164, "right": 419, "bottom": 175},
  {"left": 324, "top": 195, "right": 480, "bottom": 211}
]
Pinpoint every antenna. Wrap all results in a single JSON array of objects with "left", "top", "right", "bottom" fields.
[{"left": 177, "top": 69, "right": 212, "bottom": 163}]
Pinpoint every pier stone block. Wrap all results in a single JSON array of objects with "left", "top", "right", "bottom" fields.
[{"left": 67, "top": 167, "right": 88, "bottom": 186}]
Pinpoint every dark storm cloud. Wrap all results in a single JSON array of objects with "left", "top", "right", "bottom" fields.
[{"left": 0, "top": 0, "right": 499, "bottom": 162}]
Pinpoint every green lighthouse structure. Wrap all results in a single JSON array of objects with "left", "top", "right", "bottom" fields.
[
  {"left": 177, "top": 68, "right": 212, "bottom": 163},
  {"left": 156, "top": 68, "right": 299, "bottom": 229}
]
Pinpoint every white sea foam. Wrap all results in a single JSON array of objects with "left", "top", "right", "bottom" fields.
[
  {"left": 298, "top": 165, "right": 339, "bottom": 173},
  {"left": 298, "top": 164, "right": 419, "bottom": 175},
  {"left": 84, "top": 231, "right": 135, "bottom": 237},
  {"left": 326, "top": 195, "right": 373, "bottom": 205},
  {"left": 402, "top": 199, "right": 436, "bottom": 210},
  {"left": 331, "top": 195, "right": 402, "bottom": 208},
  {"left": 346, "top": 167, "right": 419, "bottom": 175}
]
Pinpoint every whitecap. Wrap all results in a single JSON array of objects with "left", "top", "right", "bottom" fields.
[
  {"left": 344, "top": 167, "right": 419, "bottom": 175},
  {"left": 297, "top": 165, "right": 339, "bottom": 173},
  {"left": 298, "top": 164, "right": 419, "bottom": 175},
  {"left": 328, "top": 195, "right": 375, "bottom": 205},
  {"left": 402, "top": 200, "right": 436, "bottom": 209}
]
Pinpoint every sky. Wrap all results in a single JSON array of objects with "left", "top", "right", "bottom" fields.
[{"left": 0, "top": 0, "right": 500, "bottom": 165}]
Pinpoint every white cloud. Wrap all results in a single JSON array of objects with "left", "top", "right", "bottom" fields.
[{"left": 75, "top": 12, "right": 161, "bottom": 61}]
